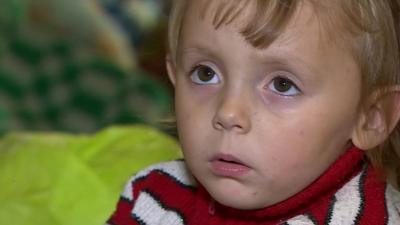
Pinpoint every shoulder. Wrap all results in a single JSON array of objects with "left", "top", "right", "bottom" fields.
[
  {"left": 328, "top": 165, "right": 400, "bottom": 225},
  {"left": 120, "top": 160, "right": 196, "bottom": 202},
  {"left": 386, "top": 184, "right": 400, "bottom": 224}
]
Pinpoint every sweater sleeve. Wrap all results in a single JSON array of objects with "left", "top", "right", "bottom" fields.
[
  {"left": 105, "top": 161, "right": 194, "bottom": 225},
  {"left": 105, "top": 162, "right": 159, "bottom": 225},
  {"left": 106, "top": 160, "right": 195, "bottom": 225},
  {"left": 106, "top": 176, "right": 139, "bottom": 225}
]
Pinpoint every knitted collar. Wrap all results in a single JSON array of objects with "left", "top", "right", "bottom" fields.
[{"left": 196, "top": 147, "right": 366, "bottom": 221}]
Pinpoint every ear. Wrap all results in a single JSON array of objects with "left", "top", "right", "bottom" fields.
[
  {"left": 166, "top": 54, "right": 177, "bottom": 86},
  {"left": 352, "top": 86, "right": 400, "bottom": 150}
]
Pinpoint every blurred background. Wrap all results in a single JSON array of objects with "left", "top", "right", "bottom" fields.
[
  {"left": 0, "top": 1, "right": 186, "bottom": 225},
  {"left": 0, "top": 0, "right": 173, "bottom": 134}
]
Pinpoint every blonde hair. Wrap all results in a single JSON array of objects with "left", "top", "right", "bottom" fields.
[{"left": 167, "top": 0, "right": 400, "bottom": 187}]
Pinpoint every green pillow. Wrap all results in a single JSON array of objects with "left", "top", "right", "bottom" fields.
[{"left": 0, "top": 125, "right": 181, "bottom": 225}]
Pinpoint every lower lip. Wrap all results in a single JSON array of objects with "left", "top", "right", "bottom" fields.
[{"left": 210, "top": 160, "right": 251, "bottom": 177}]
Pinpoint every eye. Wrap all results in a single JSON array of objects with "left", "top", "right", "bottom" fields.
[
  {"left": 190, "top": 65, "right": 220, "bottom": 85},
  {"left": 268, "top": 76, "right": 300, "bottom": 96}
]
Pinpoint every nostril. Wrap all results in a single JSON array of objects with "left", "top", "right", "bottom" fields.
[
  {"left": 233, "top": 124, "right": 243, "bottom": 130},
  {"left": 215, "top": 121, "right": 224, "bottom": 130}
]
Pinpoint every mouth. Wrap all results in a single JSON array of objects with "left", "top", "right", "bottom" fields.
[{"left": 210, "top": 154, "right": 251, "bottom": 177}]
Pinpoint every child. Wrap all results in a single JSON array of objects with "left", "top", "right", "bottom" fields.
[{"left": 106, "top": 0, "right": 400, "bottom": 224}]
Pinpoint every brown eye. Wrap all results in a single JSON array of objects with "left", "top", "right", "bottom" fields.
[
  {"left": 269, "top": 77, "right": 300, "bottom": 96},
  {"left": 190, "top": 65, "right": 220, "bottom": 84},
  {"left": 274, "top": 77, "right": 292, "bottom": 92},
  {"left": 197, "top": 66, "right": 215, "bottom": 81}
]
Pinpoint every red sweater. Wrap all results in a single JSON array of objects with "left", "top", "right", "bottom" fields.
[{"left": 106, "top": 148, "right": 400, "bottom": 225}]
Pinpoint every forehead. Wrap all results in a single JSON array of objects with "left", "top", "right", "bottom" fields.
[
  {"left": 180, "top": 0, "right": 349, "bottom": 50},
  {"left": 181, "top": 0, "right": 332, "bottom": 53},
  {"left": 181, "top": 1, "right": 310, "bottom": 58},
  {"left": 188, "top": 0, "right": 295, "bottom": 48}
]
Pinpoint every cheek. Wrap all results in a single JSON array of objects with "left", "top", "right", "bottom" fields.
[
  {"left": 254, "top": 107, "right": 354, "bottom": 167},
  {"left": 295, "top": 97, "right": 358, "bottom": 140},
  {"left": 175, "top": 93, "right": 211, "bottom": 151}
]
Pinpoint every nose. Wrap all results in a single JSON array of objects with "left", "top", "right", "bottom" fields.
[{"left": 212, "top": 94, "right": 251, "bottom": 134}]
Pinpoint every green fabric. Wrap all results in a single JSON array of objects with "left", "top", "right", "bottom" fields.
[
  {"left": 0, "top": 125, "right": 181, "bottom": 225},
  {"left": 0, "top": 35, "right": 172, "bottom": 134}
]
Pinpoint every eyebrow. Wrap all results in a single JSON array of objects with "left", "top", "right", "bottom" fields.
[
  {"left": 183, "top": 44, "right": 318, "bottom": 69},
  {"left": 180, "top": 46, "right": 223, "bottom": 64},
  {"left": 257, "top": 49, "right": 324, "bottom": 82},
  {"left": 181, "top": 46, "right": 216, "bottom": 57}
]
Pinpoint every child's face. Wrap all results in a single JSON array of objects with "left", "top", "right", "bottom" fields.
[{"left": 170, "top": 1, "right": 363, "bottom": 209}]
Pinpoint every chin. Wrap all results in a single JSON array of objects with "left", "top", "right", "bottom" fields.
[
  {"left": 205, "top": 182, "right": 272, "bottom": 210},
  {"left": 212, "top": 193, "right": 269, "bottom": 210}
]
